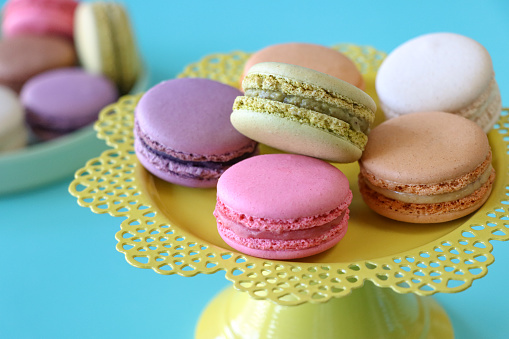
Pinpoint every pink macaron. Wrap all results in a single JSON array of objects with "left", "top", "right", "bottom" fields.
[
  {"left": 214, "top": 154, "right": 352, "bottom": 260},
  {"left": 2, "top": 0, "right": 78, "bottom": 40},
  {"left": 134, "top": 78, "right": 259, "bottom": 188}
]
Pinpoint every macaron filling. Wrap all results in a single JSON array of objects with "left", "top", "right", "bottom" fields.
[
  {"left": 137, "top": 136, "right": 257, "bottom": 173},
  {"left": 214, "top": 190, "right": 352, "bottom": 251},
  {"left": 233, "top": 96, "right": 367, "bottom": 150},
  {"left": 134, "top": 122, "right": 258, "bottom": 181},
  {"left": 362, "top": 165, "right": 495, "bottom": 204},
  {"left": 457, "top": 78, "right": 501, "bottom": 131},
  {"left": 242, "top": 73, "right": 374, "bottom": 133},
  {"left": 217, "top": 219, "right": 348, "bottom": 251},
  {"left": 244, "top": 88, "right": 369, "bottom": 133},
  {"left": 215, "top": 201, "right": 350, "bottom": 251},
  {"left": 216, "top": 208, "right": 347, "bottom": 241},
  {"left": 214, "top": 194, "right": 352, "bottom": 231}
]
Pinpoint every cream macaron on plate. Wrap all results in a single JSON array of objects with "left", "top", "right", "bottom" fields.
[{"left": 376, "top": 32, "right": 502, "bottom": 132}]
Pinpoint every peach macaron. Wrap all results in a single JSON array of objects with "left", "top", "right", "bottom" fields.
[{"left": 241, "top": 42, "right": 365, "bottom": 90}]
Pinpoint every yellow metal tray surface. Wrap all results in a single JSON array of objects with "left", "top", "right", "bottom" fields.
[{"left": 69, "top": 44, "right": 509, "bottom": 306}]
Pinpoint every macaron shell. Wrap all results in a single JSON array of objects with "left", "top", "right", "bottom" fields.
[
  {"left": 0, "top": 123, "right": 29, "bottom": 152},
  {"left": 241, "top": 42, "right": 364, "bottom": 89},
  {"left": 0, "top": 35, "right": 77, "bottom": 93},
  {"left": 134, "top": 138, "right": 220, "bottom": 188},
  {"left": 0, "top": 85, "right": 28, "bottom": 151},
  {"left": 376, "top": 32, "right": 495, "bottom": 114},
  {"left": 136, "top": 78, "right": 254, "bottom": 157},
  {"left": 218, "top": 217, "right": 348, "bottom": 260},
  {"left": 21, "top": 68, "right": 118, "bottom": 122},
  {"left": 358, "top": 173, "right": 494, "bottom": 223},
  {"left": 74, "top": 3, "right": 103, "bottom": 74},
  {"left": 105, "top": 2, "right": 140, "bottom": 94},
  {"left": 231, "top": 108, "right": 362, "bottom": 163},
  {"left": 74, "top": 2, "right": 140, "bottom": 94},
  {"left": 3, "top": 0, "right": 78, "bottom": 39},
  {"left": 21, "top": 68, "right": 118, "bottom": 141},
  {"left": 248, "top": 62, "right": 376, "bottom": 113},
  {"left": 458, "top": 78, "right": 501, "bottom": 133},
  {"left": 216, "top": 154, "right": 351, "bottom": 220},
  {"left": 0, "top": 85, "right": 24, "bottom": 135},
  {"left": 360, "top": 111, "right": 490, "bottom": 184}
]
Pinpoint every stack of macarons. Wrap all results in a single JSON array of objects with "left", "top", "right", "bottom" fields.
[
  {"left": 212, "top": 43, "right": 371, "bottom": 258},
  {"left": 133, "top": 37, "right": 499, "bottom": 260},
  {"left": 0, "top": 0, "right": 141, "bottom": 150},
  {"left": 134, "top": 43, "right": 370, "bottom": 259},
  {"left": 232, "top": 61, "right": 376, "bottom": 163},
  {"left": 359, "top": 32, "right": 500, "bottom": 223},
  {"left": 232, "top": 42, "right": 375, "bottom": 163}
]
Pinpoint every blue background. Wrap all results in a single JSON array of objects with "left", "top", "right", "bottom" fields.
[{"left": 1, "top": 0, "right": 509, "bottom": 338}]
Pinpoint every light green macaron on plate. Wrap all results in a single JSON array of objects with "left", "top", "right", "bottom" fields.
[{"left": 232, "top": 61, "right": 377, "bottom": 163}]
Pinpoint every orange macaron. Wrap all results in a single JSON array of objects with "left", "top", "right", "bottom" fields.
[
  {"left": 241, "top": 42, "right": 365, "bottom": 90},
  {"left": 358, "top": 111, "right": 495, "bottom": 223}
]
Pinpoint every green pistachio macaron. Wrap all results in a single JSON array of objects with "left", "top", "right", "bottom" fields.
[
  {"left": 74, "top": 2, "right": 140, "bottom": 94},
  {"left": 231, "top": 62, "right": 376, "bottom": 163}
]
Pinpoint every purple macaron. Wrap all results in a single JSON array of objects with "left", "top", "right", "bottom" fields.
[
  {"left": 21, "top": 67, "right": 119, "bottom": 140},
  {"left": 134, "top": 78, "right": 258, "bottom": 188}
]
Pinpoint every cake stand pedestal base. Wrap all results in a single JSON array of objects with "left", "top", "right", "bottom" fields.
[{"left": 196, "top": 281, "right": 453, "bottom": 339}]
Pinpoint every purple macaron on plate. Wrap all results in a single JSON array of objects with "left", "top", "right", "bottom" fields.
[
  {"left": 134, "top": 78, "right": 258, "bottom": 188},
  {"left": 21, "top": 68, "right": 119, "bottom": 141},
  {"left": 0, "top": 66, "right": 149, "bottom": 195}
]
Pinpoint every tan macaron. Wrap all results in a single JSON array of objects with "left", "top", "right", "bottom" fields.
[{"left": 358, "top": 111, "right": 495, "bottom": 223}]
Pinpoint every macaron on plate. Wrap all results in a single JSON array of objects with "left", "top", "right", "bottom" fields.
[
  {"left": 71, "top": 44, "right": 509, "bottom": 306},
  {"left": 0, "top": 68, "right": 148, "bottom": 195},
  {"left": 232, "top": 62, "right": 376, "bottom": 163}
]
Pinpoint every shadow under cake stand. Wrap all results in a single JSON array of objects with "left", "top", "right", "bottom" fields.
[{"left": 69, "top": 46, "right": 509, "bottom": 338}]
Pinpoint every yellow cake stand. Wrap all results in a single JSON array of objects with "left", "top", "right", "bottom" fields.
[{"left": 69, "top": 45, "right": 509, "bottom": 339}]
